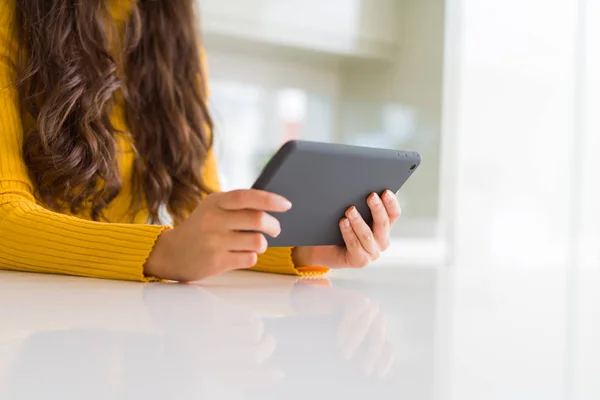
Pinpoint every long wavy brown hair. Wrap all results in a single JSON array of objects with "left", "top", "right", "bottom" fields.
[{"left": 15, "top": 0, "right": 213, "bottom": 224}]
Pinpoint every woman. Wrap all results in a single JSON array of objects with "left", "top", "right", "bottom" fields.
[{"left": 0, "top": 0, "right": 402, "bottom": 282}]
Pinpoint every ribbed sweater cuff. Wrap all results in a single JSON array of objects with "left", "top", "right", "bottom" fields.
[
  {"left": 250, "top": 247, "right": 330, "bottom": 277},
  {"left": 0, "top": 200, "right": 170, "bottom": 282}
]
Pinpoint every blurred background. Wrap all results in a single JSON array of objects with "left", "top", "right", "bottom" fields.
[
  {"left": 199, "top": 2, "right": 600, "bottom": 395},
  {"left": 199, "top": 0, "right": 600, "bottom": 270},
  {"left": 201, "top": 0, "right": 445, "bottom": 264}
]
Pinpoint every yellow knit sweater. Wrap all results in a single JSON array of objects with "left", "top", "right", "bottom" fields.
[{"left": 0, "top": 1, "right": 328, "bottom": 282}]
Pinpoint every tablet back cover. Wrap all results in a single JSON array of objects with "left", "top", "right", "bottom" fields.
[{"left": 252, "top": 141, "right": 421, "bottom": 247}]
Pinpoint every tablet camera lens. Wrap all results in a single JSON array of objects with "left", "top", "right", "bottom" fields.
[{"left": 409, "top": 164, "right": 417, "bottom": 171}]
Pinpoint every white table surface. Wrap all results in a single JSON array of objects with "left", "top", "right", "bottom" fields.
[{"left": 0, "top": 264, "right": 598, "bottom": 400}]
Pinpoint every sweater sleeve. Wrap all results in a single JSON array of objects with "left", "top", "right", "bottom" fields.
[{"left": 0, "top": 2, "right": 169, "bottom": 282}]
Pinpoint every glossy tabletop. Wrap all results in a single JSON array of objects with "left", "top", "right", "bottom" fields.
[{"left": 0, "top": 264, "right": 598, "bottom": 399}]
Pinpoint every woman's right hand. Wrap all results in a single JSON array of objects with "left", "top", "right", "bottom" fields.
[{"left": 144, "top": 189, "right": 292, "bottom": 282}]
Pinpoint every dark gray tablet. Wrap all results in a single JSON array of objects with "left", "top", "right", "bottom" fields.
[{"left": 252, "top": 140, "right": 421, "bottom": 247}]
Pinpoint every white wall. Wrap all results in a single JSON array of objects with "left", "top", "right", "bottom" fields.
[
  {"left": 441, "top": 2, "right": 600, "bottom": 396},
  {"left": 447, "top": 0, "right": 580, "bottom": 267},
  {"left": 200, "top": 0, "right": 404, "bottom": 59}
]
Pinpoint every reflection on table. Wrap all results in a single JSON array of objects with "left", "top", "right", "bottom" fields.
[{"left": 0, "top": 269, "right": 436, "bottom": 400}]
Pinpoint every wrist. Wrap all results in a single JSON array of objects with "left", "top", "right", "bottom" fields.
[
  {"left": 292, "top": 246, "right": 317, "bottom": 266},
  {"left": 145, "top": 228, "right": 175, "bottom": 279}
]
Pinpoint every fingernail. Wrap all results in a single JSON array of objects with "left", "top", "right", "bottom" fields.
[
  {"left": 280, "top": 197, "right": 292, "bottom": 209},
  {"left": 341, "top": 218, "right": 350, "bottom": 228},
  {"left": 350, "top": 207, "right": 359, "bottom": 218},
  {"left": 370, "top": 193, "right": 381, "bottom": 205},
  {"left": 384, "top": 190, "right": 395, "bottom": 201}
]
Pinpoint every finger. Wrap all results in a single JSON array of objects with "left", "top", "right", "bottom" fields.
[
  {"left": 218, "top": 189, "right": 292, "bottom": 212},
  {"left": 368, "top": 193, "right": 390, "bottom": 250},
  {"left": 223, "top": 252, "right": 259, "bottom": 271},
  {"left": 219, "top": 318, "right": 265, "bottom": 345},
  {"left": 245, "top": 319, "right": 266, "bottom": 345},
  {"left": 382, "top": 190, "right": 402, "bottom": 225},
  {"left": 225, "top": 210, "right": 281, "bottom": 238},
  {"left": 215, "top": 333, "right": 277, "bottom": 367},
  {"left": 340, "top": 218, "right": 370, "bottom": 268},
  {"left": 336, "top": 295, "right": 371, "bottom": 348},
  {"left": 346, "top": 206, "right": 380, "bottom": 258},
  {"left": 362, "top": 312, "right": 387, "bottom": 377},
  {"left": 256, "top": 334, "right": 277, "bottom": 365},
  {"left": 340, "top": 300, "right": 380, "bottom": 360},
  {"left": 376, "top": 342, "right": 396, "bottom": 378},
  {"left": 225, "top": 232, "right": 269, "bottom": 253}
]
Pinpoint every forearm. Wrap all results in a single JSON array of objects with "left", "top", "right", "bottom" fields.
[{"left": 0, "top": 194, "right": 169, "bottom": 282}]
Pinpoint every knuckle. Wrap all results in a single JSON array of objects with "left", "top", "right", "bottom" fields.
[
  {"left": 266, "top": 214, "right": 281, "bottom": 235},
  {"left": 254, "top": 212, "right": 279, "bottom": 235},
  {"left": 231, "top": 190, "right": 247, "bottom": 205},
  {"left": 245, "top": 252, "right": 259, "bottom": 268},
  {"left": 358, "top": 254, "right": 371, "bottom": 267},
  {"left": 262, "top": 192, "right": 279, "bottom": 209},
  {"left": 362, "top": 232, "right": 374, "bottom": 242},
  {"left": 253, "top": 234, "right": 268, "bottom": 253},
  {"left": 252, "top": 211, "right": 266, "bottom": 229},
  {"left": 374, "top": 200, "right": 385, "bottom": 211},
  {"left": 273, "top": 222, "right": 282, "bottom": 236},
  {"left": 260, "top": 192, "right": 272, "bottom": 207}
]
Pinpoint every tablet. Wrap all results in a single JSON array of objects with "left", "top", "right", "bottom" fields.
[{"left": 252, "top": 140, "right": 421, "bottom": 247}]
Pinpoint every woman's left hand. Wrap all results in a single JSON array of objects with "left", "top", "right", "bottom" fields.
[{"left": 293, "top": 190, "right": 401, "bottom": 269}]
